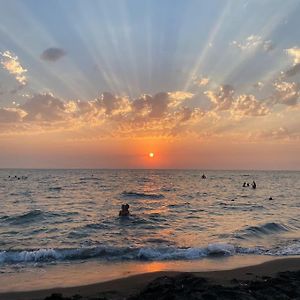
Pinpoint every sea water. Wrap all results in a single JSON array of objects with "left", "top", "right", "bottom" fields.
[{"left": 0, "top": 169, "right": 299, "bottom": 289}]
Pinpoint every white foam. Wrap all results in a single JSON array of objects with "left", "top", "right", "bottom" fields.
[
  {"left": 267, "top": 242, "right": 300, "bottom": 256},
  {"left": 207, "top": 243, "right": 235, "bottom": 255},
  {"left": 1, "top": 242, "right": 299, "bottom": 265}
]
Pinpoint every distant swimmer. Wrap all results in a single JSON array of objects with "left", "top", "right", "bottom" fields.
[
  {"left": 119, "top": 204, "right": 130, "bottom": 217},
  {"left": 247, "top": 183, "right": 250, "bottom": 187},
  {"left": 243, "top": 182, "right": 247, "bottom": 187},
  {"left": 252, "top": 181, "right": 256, "bottom": 189},
  {"left": 202, "top": 174, "right": 206, "bottom": 179},
  {"left": 269, "top": 197, "right": 273, "bottom": 200}
]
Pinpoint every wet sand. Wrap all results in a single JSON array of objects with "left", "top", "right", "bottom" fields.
[{"left": 1, "top": 257, "right": 300, "bottom": 300}]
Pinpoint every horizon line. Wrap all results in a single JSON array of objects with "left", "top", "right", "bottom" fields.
[{"left": 0, "top": 167, "right": 299, "bottom": 172}]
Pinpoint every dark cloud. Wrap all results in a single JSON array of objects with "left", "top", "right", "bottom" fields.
[
  {"left": 285, "top": 63, "right": 300, "bottom": 77},
  {"left": 0, "top": 108, "right": 22, "bottom": 123},
  {"left": 21, "top": 93, "right": 66, "bottom": 121},
  {"left": 94, "top": 92, "right": 129, "bottom": 115},
  {"left": 147, "top": 92, "right": 169, "bottom": 118},
  {"left": 40, "top": 48, "right": 66, "bottom": 62}
]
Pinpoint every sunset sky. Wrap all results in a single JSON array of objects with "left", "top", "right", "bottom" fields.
[{"left": 0, "top": 0, "right": 300, "bottom": 169}]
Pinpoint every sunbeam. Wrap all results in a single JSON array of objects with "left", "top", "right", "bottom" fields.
[{"left": 183, "top": 0, "right": 232, "bottom": 91}]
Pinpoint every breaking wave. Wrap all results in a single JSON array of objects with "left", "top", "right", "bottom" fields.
[{"left": 1, "top": 242, "right": 299, "bottom": 265}]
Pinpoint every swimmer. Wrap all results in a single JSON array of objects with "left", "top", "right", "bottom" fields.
[
  {"left": 119, "top": 204, "right": 130, "bottom": 217},
  {"left": 252, "top": 181, "right": 256, "bottom": 189}
]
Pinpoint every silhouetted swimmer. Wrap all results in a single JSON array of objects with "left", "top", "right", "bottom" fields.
[
  {"left": 252, "top": 181, "right": 256, "bottom": 189},
  {"left": 202, "top": 174, "right": 206, "bottom": 179},
  {"left": 247, "top": 183, "right": 250, "bottom": 187},
  {"left": 243, "top": 182, "right": 247, "bottom": 187},
  {"left": 119, "top": 204, "right": 130, "bottom": 217},
  {"left": 269, "top": 197, "right": 273, "bottom": 200}
]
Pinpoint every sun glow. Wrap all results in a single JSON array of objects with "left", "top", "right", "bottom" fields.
[{"left": 149, "top": 152, "right": 155, "bottom": 158}]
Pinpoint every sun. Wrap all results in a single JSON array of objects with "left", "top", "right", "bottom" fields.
[{"left": 149, "top": 152, "right": 155, "bottom": 158}]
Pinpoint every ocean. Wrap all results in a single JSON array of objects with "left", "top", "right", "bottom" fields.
[{"left": 0, "top": 169, "right": 299, "bottom": 290}]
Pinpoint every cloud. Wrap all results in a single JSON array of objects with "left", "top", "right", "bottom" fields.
[
  {"left": 231, "top": 35, "right": 274, "bottom": 52},
  {"left": 193, "top": 76, "right": 210, "bottom": 87},
  {"left": 40, "top": 48, "right": 66, "bottom": 62},
  {"left": 286, "top": 47, "right": 300, "bottom": 64},
  {"left": 21, "top": 93, "right": 67, "bottom": 121},
  {"left": 205, "top": 85, "right": 269, "bottom": 117},
  {"left": 273, "top": 81, "right": 300, "bottom": 106},
  {"left": 94, "top": 92, "right": 131, "bottom": 116},
  {"left": 204, "top": 85, "right": 234, "bottom": 111},
  {"left": 0, "top": 108, "right": 24, "bottom": 123},
  {"left": 233, "top": 94, "right": 269, "bottom": 117},
  {"left": 0, "top": 91, "right": 200, "bottom": 138},
  {"left": 0, "top": 50, "right": 27, "bottom": 85},
  {"left": 284, "top": 63, "right": 300, "bottom": 77}
]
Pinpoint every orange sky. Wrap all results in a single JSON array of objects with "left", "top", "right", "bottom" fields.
[{"left": 1, "top": 133, "right": 299, "bottom": 169}]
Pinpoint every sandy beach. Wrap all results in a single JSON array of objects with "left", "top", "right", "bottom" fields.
[{"left": 1, "top": 257, "right": 299, "bottom": 300}]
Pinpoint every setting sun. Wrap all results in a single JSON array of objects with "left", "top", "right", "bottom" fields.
[{"left": 149, "top": 152, "right": 155, "bottom": 158}]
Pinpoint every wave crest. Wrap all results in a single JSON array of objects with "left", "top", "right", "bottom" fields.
[{"left": 237, "top": 222, "right": 290, "bottom": 238}]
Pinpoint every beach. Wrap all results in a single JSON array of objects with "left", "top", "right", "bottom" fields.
[
  {"left": 1, "top": 0, "right": 300, "bottom": 298},
  {"left": 0, "top": 257, "right": 299, "bottom": 300}
]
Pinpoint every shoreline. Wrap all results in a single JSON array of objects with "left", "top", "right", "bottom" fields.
[{"left": 1, "top": 256, "right": 299, "bottom": 300}]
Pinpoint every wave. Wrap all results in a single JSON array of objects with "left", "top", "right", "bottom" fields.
[
  {"left": 4, "top": 210, "right": 45, "bottom": 225},
  {"left": 0, "top": 243, "right": 234, "bottom": 264},
  {"left": 1, "top": 242, "right": 299, "bottom": 265},
  {"left": 121, "top": 191, "right": 165, "bottom": 199},
  {"left": 237, "top": 222, "right": 290, "bottom": 238},
  {"left": 2, "top": 210, "right": 78, "bottom": 225}
]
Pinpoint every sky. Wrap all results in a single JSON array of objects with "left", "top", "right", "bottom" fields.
[{"left": 0, "top": 0, "right": 300, "bottom": 169}]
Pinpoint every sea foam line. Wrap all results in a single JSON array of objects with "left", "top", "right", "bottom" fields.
[{"left": 1, "top": 242, "right": 300, "bottom": 265}]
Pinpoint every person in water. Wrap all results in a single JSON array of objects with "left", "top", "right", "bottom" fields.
[
  {"left": 252, "top": 181, "right": 257, "bottom": 189},
  {"left": 119, "top": 204, "right": 130, "bottom": 217},
  {"left": 202, "top": 174, "right": 206, "bottom": 179},
  {"left": 243, "top": 182, "right": 247, "bottom": 187}
]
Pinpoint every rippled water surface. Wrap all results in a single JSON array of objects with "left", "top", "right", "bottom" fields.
[{"left": 0, "top": 169, "right": 299, "bottom": 267}]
